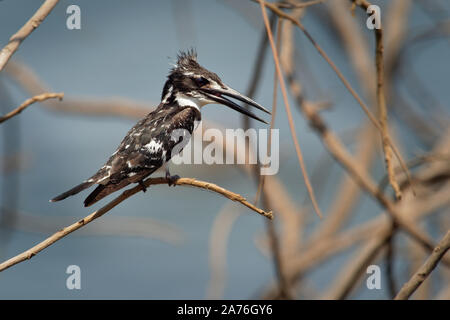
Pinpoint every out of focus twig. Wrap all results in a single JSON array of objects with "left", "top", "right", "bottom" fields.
[
  {"left": 258, "top": 0, "right": 323, "bottom": 219},
  {"left": 254, "top": 0, "right": 413, "bottom": 193},
  {"left": 0, "top": 0, "right": 60, "bottom": 72},
  {"left": 5, "top": 61, "right": 151, "bottom": 119}
]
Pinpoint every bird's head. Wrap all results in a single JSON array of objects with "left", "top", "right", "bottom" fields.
[{"left": 161, "top": 49, "right": 270, "bottom": 124}]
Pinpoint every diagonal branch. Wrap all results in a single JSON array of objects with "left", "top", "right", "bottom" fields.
[
  {"left": 0, "top": 0, "right": 60, "bottom": 72},
  {"left": 395, "top": 230, "right": 450, "bottom": 300},
  {"left": 0, "top": 92, "right": 64, "bottom": 124},
  {"left": 0, "top": 177, "right": 272, "bottom": 273}
]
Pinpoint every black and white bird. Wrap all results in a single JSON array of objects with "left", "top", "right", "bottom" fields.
[{"left": 50, "top": 50, "right": 270, "bottom": 207}]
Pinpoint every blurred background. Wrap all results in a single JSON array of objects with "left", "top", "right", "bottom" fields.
[{"left": 0, "top": 0, "right": 449, "bottom": 299}]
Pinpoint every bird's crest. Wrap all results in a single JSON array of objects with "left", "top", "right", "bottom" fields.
[{"left": 175, "top": 49, "right": 199, "bottom": 71}]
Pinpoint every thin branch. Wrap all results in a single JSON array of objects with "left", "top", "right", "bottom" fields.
[
  {"left": 242, "top": 10, "right": 276, "bottom": 131},
  {"left": 254, "top": 0, "right": 414, "bottom": 195},
  {"left": 258, "top": 0, "right": 323, "bottom": 219},
  {"left": 374, "top": 11, "right": 401, "bottom": 199},
  {"left": 385, "top": 231, "right": 398, "bottom": 298},
  {"left": 0, "top": 92, "right": 64, "bottom": 124},
  {"left": 323, "top": 223, "right": 394, "bottom": 299},
  {"left": 322, "top": 174, "right": 450, "bottom": 299},
  {"left": 280, "top": 42, "right": 443, "bottom": 256},
  {"left": 260, "top": 18, "right": 293, "bottom": 299},
  {"left": 0, "top": 176, "right": 272, "bottom": 273},
  {"left": 354, "top": 0, "right": 402, "bottom": 200},
  {"left": 0, "top": 0, "right": 60, "bottom": 72},
  {"left": 395, "top": 230, "right": 450, "bottom": 300},
  {"left": 262, "top": 176, "right": 450, "bottom": 298}
]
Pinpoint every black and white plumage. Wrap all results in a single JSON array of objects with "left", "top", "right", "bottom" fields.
[{"left": 51, "top": 50, "right": 270, "bottom": 206}]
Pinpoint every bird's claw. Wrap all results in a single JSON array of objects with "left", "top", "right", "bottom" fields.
[
  {"left": 139, "top": 180, "right": 147, "bottom": 192},
  {"left": 166, "top": 174, "right": 180, "bottom": 187}
]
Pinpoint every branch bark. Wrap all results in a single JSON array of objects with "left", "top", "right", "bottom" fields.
[
  {"left": 254, "top": 0, "right": 413, "bottom": 194},
  {"left": 0, "top": 92, "right": 64, "bottom": 124},
  {"left": 0, "top": 176, "right": 272, "bottom": 273},
  {"left": 258, "top": 0, "right": 323, "bottom": 219},
  {"left": 395, "top": 230, "right": 450, "bottom": 300},
  {"left": 354, "top": 0, "right": 402, "bottom": 200},
  {"left": 0, "top": 0, "right": 60, "bottom": 72}
]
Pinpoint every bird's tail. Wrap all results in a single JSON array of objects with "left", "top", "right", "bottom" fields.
[
  {"left": 83, "top": 184, "right": 106, "bottom": 207},
  {"left": 50, "top": 180, "right": 96, "bottom": 203}
]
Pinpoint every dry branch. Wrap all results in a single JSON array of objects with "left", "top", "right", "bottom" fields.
[
  {"left": 255, "top": 0, "right": 413, "bottom": 193},
  {"left": 257, "top": 17, "right": 293, "bottom": 299},
  {"left": 0, "top": 0, "right": 60, "bottom": 72},
  {"left": 0, "top": 176, "right": 271, "bottom": 273},
  {"left": 258, "top": 0, "right": 323, "bottom": 219},
  {"left": 395, "top": 230, "right": 450, "bottom": 300},
  {"left": 0, "top": 92, "right": 64, "bottom": 124},
  {"left": 278, "top": 34, "right": 443, "bottom": 259},
  {"left": 354, "top": 0, "right": 402, "bottom": 201}
]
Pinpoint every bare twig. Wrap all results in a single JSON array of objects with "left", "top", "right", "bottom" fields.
[
  {"left": 258, "top": 0, "right": 323, "bottom": 219},
  {"left": 262, "top": 172, "right": 450, "bottom": 298},
  {"left": 395, "top": 230, "right": 450, "bottom": 300},
  {"left": 0, "top": 0, "right": 60, "bottom": 72},
  {"left": 0, "top": 176, "right": 271, "bottom": 273},
  {"left": 258, "top": 18, "right": 293, "bottom": 299},
  {"left": 0, "top": 92, "right": 64, "bottom": 124},
  {"left": 323, "top": 223, "right": 394, "bottom": 299},
  {"left": 321, "top": 166, "right": 450, "bottom": 299},
  {"left": 354, "top": 0, "right": 402, "bottom": 201},
  {"left": 385, "top": 231, "right": 398, "bottom": 298},
  {"left": 280, "top": 42, "right": 442, "bottom": 256},
  {"left": 254, "top": 0, "right": 414, "bottom": 194}
]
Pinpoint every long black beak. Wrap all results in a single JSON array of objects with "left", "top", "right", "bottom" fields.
[{"left": 201, "top": 85, "right": 271, "bottom": 124}]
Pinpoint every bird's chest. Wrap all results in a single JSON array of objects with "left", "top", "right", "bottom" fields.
[{"left": 138, "top": 118, "right": 199, "bottom": 166}]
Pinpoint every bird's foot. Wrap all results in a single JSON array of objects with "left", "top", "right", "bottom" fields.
[
  {"left": 139, "top": 180, "right": 147, "bottom": 192},
  {"left": 165, "top": 173, "right": 180, "bottom": 187}
]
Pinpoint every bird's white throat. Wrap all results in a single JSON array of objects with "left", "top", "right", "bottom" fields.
[{"left": 174, "top": 92, "right": 210, "bottom": 111}]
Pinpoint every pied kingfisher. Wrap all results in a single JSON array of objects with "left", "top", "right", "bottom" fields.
[{"left": 51, "top": 50, "right": 270, "bottom": 206}]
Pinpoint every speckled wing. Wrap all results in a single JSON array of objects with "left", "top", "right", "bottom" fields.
[
  {"left": 51, "top": 104, "right": 201, "bottom": 206},
  {"left": 82, "top": 104, "right": 201, "bottom": 206}
]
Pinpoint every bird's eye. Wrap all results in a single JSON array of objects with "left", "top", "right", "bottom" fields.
[{"left": 194, "top": 77, "right": 209, "bottom": 87}]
